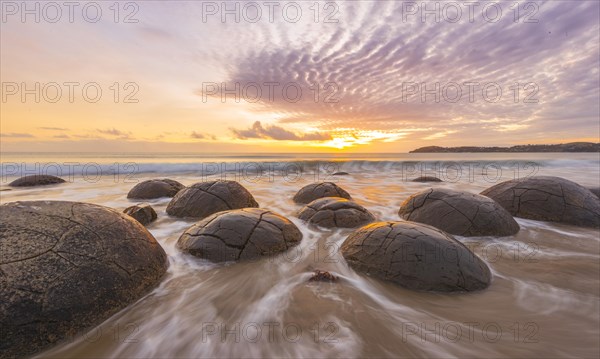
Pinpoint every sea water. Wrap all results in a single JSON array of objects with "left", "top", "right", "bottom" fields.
[{"left": 1, "top": 152, "right": 598, "bottom": 358}]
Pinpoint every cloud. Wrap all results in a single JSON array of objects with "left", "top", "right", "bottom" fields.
[
  {"left": 73, "top": 134, "right": 101, "bottom": 139},
  {"left": 53, "top": 134, "right": 70, "bottom": 139},
  {"left": 231, "top": 121, "right": 331, "bottom": 141},
  {"left": 191, "top": 131, "right": 216, "bottom": 140},
  {"left": 98, "top": 128, "right": 129, "bottom": 136},
  {"left": 204, "top": 0, "right": 599, "bottom": 144},
  {"left": 422, "top": 130, "right": 458, "bottom": 140},
  {"left": 4, "top": 1, "right": 599, "bottom": 150},
  {"left": 39, "top": 127, "right": 68, "bottom": 131},
  {"left": 138, "top": 26, "right": 173, "bottom": 40},
  {"left": 0, "top": 133, "right": 34, "bottom": 138},
  {"left": 96, "top": 128, "right": 133, "bottom": 140}
]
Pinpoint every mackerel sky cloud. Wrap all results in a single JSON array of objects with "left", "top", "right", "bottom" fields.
[
  {"left": 217, "top": 0, "right": 600, "bottom": 144},
  {"left": 1, "top": 0, "right": 598, "bottom": 152}
]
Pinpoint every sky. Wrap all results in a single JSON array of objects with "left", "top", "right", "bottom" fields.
[{"left": 1, "top": 0, "right": 599, "bottom": 153}]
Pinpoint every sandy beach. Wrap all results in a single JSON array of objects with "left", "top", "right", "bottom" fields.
[{"left": 1, "top": 152, "right": 598, "bottom": 358}]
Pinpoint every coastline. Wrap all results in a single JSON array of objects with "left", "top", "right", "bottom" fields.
[{"left": 410, "top": 142, "right": 600, "bottom": 153}]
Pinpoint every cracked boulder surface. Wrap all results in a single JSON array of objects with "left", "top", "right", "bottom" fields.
[
  {"left": 411, "top": 176, "right": 443, "bottom": 182},
  {"left": 124, "top": 203, "right": 157, "bottom": 226},
  {"left": 293, "top": 182, "right": 351, "bottom": 204},
  {"left": 297, "top": 197, "right": 375, "bottom": 228},
  {"left": 0, "top": 201, "right": 168, "bottom": 359},
  {"left": 166, "top": 180, "right": 259, "bottom": 219},
  {"left": 9, "top": 175, "right": 66, "bottom": 187},
  {"left": 398, "top": 188, "right": 520, "bottom": 237},
  {"left": 127, "top": 179, "right": 184, "bottom": 199},
  {"left": 177, "top": 208, "right": 302, "bottom": 263},
  {"left": 341, "top": 221, "right": 491, "bottom": 292},
  {"left": 481, "top": 176, "right": 600, "bottom": 228}
]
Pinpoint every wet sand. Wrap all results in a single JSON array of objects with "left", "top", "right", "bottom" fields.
[{"left": 1, "top": 154, "right": 598, "bottom": 358}]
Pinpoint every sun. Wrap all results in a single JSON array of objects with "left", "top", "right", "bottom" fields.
[{"left": 314, "top": 129, "right": 414, "bottom": 150}]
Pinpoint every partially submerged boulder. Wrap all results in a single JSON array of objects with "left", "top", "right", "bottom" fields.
[
  {"left": 411, "top": 176, "right": 443, "bottom": 182},
  {"left": 332, "top": 172, "right": 349, "bottom": 176},
  {"left": 177, "top": 208, "right": 301, "bottom": 262},
  {"left": 124, "top": 203, "right": 157, "bottom": 226},
  {"left": 0, "top": 201, "right": 168, "bottom": 358},
  {"left": 297, "top": 197, "right": 375, "bottom": 228},
  {"left": 127, "top": 179, "right": 184, "bottom": 199},
  {"left": 341, "top": 221, "right": 491, "bottom": 292},
  {"left": 398, "top": 188, "right": 520, "bottom": 237},
  {"left": 293, "top": 182, "right": 351, "bottom": 204},
  {"left": 166, "top": 180, "right": 258, "bottom": 219},
  {"left": 481, "top": 176, "right": 600, "bottom": 228},
  {"left": 308, "top": 270, "right": 338, "bottom": 283},
  {"left": 9, "top": 175, "right": 65, "bottom": 187}
]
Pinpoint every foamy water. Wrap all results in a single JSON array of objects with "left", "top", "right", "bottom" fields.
[{"left": 1, "top": 153, "right": 598, "bottom": 358}]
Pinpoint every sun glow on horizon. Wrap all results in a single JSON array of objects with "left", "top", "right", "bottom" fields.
[{"left": 314, "top": 129, "right": 418, "bottom": 149}]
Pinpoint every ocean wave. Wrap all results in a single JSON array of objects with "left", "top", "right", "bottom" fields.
[{"left": 2, "top": 157, "right": 598, "bottom": 178}]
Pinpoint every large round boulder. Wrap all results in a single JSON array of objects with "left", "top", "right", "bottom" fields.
[
  {"left": 297, "top": 197, "right": 375, "bottom": 228},
  {"left": 177, "top": 208, "right": 302, "bottom": 262},
  {"left": 127, "top": 179, "right": 184, "bottom": 199},
  {"left": 481, "top": 176, "right": 600, "bottom": 228},
  {"left": 124, "top": 203, "right": 157, "bottom": 226},
  {"left": 166, "top": 180, "right": 258, "bottom": 219},
  {"left": 9, "top": 175, "right": 65, "bottom": 187},
  {"left": 398, "top": 188, "right": 520, "bottom": 237},
  {"left": 341, "top": 221, "right": 491, "bottom": 292},
  {"left": 293, "top": 182, "right": 351, "bottom": 204},
  {"left": 0, "top": 201, "right": 168, "bottom": 358}
]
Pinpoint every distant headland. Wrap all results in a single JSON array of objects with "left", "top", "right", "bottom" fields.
[{"left": 410, "top": 142, "right": 600, "bottom": 153}]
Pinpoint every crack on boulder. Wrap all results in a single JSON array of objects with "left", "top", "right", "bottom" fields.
[
  {"left": 399, "top": 189, "right": 519, "bottom": 236},
  {"left": 177, "top": 209, "right": 301, "bottom": 262},
  {"left": 297, "top": 197, "right": 374, "bottom": 228},
  {"left": 482, "top": 176, "right": 600, "bottom": 227},
  {"left": 1, "top": 200, "right": 168, "bottom": 358},
  {"left": 341, "top": 221, "right": 491, "bottom": 292}
]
